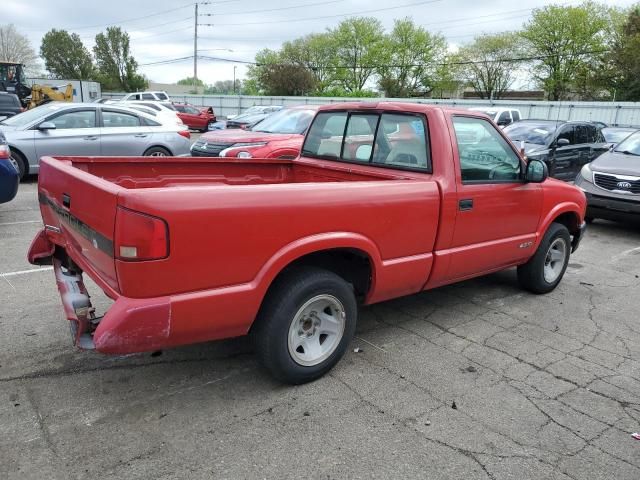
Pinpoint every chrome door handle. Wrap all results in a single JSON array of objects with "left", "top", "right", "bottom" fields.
[
  {"left": 134, "top": 133, "right": 148, "bottom": 138},
  {"left": 84, "top": 135, "right": 98, "bottom": 140}
]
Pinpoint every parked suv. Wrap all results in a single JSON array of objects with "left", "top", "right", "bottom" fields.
[
  {"left": 504, "top": 120, "right": 608, "bottom": 181},
  {"left": 575, "top": 129, "right": 640, "bottom": 223},
  {"left": 0, "top": 92, "right": 22, "bottom": 121},
  {"left": 468, "top": 107, "right": 521, "bottom": 127},
  {"left": 120, "top": 91, "right": 170, "bottom": 102}
]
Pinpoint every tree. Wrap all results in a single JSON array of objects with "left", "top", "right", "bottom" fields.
[
  {"left": 40, "top": 29, "right": 94, "bottom": 79},
  {"left": 177, "top": 76, "right": 204, "bottom": 87},
  {"left": 377, "top": 18, "right": 448, "bottom": 97},
  {"left": 246, "top": 48, "right": 281, "bottom": 94},
  {"left": 458, "top": 32, "right": 523, "bottom": 100},
  {"left": 596, "top": 6, "right": 640, "bottom": 100},
  {"left": 93, "top": 27, "right": 146, "bottom": 91},
  {"left": 0, "top": 24, "right": 39, "bottom": 74},
  {"left": 330, "top": 17, "right": 386, "bottom": 93},
  {"left": 257, "top": 64, "right": 316, "bottom": 96},
  {"left": 521, "top": 2, "right": 609, "bottom": 100},
  {"left": 281, "top": 33, "right": 337, "bottom": 94}
]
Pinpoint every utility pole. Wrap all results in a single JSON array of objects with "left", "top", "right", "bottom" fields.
[{"left": 193, "top": 2, "right": 198, "bottom": 94}]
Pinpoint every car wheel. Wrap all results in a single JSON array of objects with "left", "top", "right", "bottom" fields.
[
  {"left": 585, "top": 216, "right": 594, "bottom": 224},
  {"left": 253, "top": 266, "right": 357, "bottom": 385},
  {"left": 206, "top": 121, "right": 215, "bottom": 131},
  {"left": 517, "top": 223, "right": 571, "bottom": 294},
  {"left": 9, "top": 149, "right": 26, "bottom": 179},
  {"left": 143, "top": 146, "right": 171, "bottom": 157}
]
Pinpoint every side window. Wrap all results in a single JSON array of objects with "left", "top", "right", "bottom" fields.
[
  {"left": 373, "top": 114, "right": 429, "bottom": 168},
  {"left": 557, "top": 125, "right": 576, "bottom": 145},
  {"left": 103, "top": 111, "right": 141, "bottom": 128},
  {"left": 185, "top": 106, "right": 200, "bottom": 115},
  {"left": 575, "top": 125, "right": 589, "bottom": 144},
  {"left": 497, "top": 111, "right": 511, "bottom": 125},
  {"left": 156, "top": 93, "right": 168, "bottom": 100},
  {"left": 141, "top": 93, "right": 154, "bottom": 100},
  {"left": 586, "top": 125, "right": 598, "bottom": 143},
  {"left": 452, "top": 116, "right": 522, "bottom": 182},
  {"left": 142, "top": 117, "right": 161, "bottom": 127},
  {"left": 302, "top": 112, "right": 347, "bottom": 158},
  {"left": 512, "top": 110, "right": 520, "bottom": 122},
  {"left": 46, "top": 110, "right": 96, "bottom": 129},
  {"left": 342, "top": 114, "right": 377, "bottom": 162}
]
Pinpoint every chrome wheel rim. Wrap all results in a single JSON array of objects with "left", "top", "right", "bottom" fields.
[
  {"left": 149, "top": 151, "right": 167, "bottom": 157},
  {"left": 287, "top": 294, "right": 346, "bottom": 367},
  {"left": 544, "top": 238, "right": 567, "bottom": 283},
  {"left": 8, "top": 155, "right": 20, "bottom": 174}
]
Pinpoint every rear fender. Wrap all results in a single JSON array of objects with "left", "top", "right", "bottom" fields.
[{"left": 252, "top": 232, "right": 382, "bottom": 302}]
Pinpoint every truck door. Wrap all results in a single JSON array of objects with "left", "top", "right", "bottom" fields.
[{"left": 445, "top": 115, "right": 543, "bottom": 281}]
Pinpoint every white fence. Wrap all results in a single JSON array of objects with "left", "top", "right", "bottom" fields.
[{"left": 102, "top": 92, "right": 640, "bottom": 126}]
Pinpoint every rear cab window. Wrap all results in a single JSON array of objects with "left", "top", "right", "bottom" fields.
[{"left": 302, "top": 110, "right": 431, "bottom": 172}]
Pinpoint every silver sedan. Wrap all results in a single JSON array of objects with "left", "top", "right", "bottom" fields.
[{"left": 0, "top": 102, "right": 191, "bottom": 178}]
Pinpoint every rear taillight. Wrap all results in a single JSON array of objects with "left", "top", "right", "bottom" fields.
[
  {"left": 178, "top": 130, "right": 190, "bottom": 139},
  {"left": 0, "top": 144, "right": 9, "bottom": 159},
  {"left": 115, "top": 207, "right": 169, "bottom": 261}
]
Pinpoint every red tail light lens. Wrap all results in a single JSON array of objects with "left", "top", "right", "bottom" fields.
[
  {"left": 178, "top": 130, "right": 190, "bottom": 139},
  {"left": 115, "top": 207, "right": 169, "bottom": 261},
  {"left": 0, "top": 144, "right": 9, "bottom": 159}
]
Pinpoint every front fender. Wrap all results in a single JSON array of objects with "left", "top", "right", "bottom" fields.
[{"left": 538, "top": 201, "right": 583, "bottom": 238}]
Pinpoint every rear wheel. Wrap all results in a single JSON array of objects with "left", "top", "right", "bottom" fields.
[
  {"left": 253, "top": 267, "right": 357, "bottom": 384},
  {"left": 9, "top": 149, "right": 26, "bottom": 179},
  {"left": 517, "top": 223, "right": 571, "bottom": 294},
  {"left": 143, "top": 146, "right": 171, "bottom": 157}
]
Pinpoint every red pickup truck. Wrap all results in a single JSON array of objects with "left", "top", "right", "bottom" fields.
[{"left": 28, "top": 102, "right": 587, "bottom": 384}]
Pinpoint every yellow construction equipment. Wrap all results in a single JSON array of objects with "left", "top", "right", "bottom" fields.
[{"left": 29, "top": 83, "right": 73, "bottom": 109}]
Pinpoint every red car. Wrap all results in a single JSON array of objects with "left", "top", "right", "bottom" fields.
[
  {"left": 172, "top": 103, "right": 216, "bottom": 132},
  {"left": 28, "top": 102, "right": 586, "bottom": 384},
  {"left": 191, "top": 106, "right": 318, "bottom": 158}
]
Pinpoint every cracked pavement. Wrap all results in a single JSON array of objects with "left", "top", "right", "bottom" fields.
[{"left": 2, "top": 180, "right": 640, "bottom": 480}]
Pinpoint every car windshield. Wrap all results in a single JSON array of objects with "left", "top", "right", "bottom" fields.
[
  {"left": 614, "top": 131, "right": 640, "bottom": 156},
  {"left": 0, "top": 104, "right": 65, "bottom": 126},
  {"left": 503, "top": 122, "right": 559, "bottom": 145},
  {"left": 156, "top": 93, "right": 168, "bottom": 100},
  {"left": 252, "top": 109, "right": 314, "bottom": 134},
  {"left": 603, "top": 129, "right": 637, "bottom": 144}
]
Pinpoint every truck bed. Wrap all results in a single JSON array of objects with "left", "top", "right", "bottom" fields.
[{"left": 58, "top": 156, "right": 408, "bottom": 189}]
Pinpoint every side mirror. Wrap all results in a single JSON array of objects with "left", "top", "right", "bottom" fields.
[
  {"left": 525, "top": 159, "right": 548, "bottom": 183},
  {"left": 556, "top": 137, "right": 570, "bottom": 147},
  {"left": 38, "top": 121, "right": 56, "bottom": 131}
]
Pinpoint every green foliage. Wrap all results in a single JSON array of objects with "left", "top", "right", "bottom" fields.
[
  {"left": 596, "top": 5, "right": 640, "bottom": 100},
  {"left": 377, "top": 18, "right": 448, "bottom": 97},
  {"left": 177, "top": 76, "right": 204, "bottom": 87},
  {"left": 330, "top": 17, "right": 386, "bottom": 93},
  {"left": 40, "top": 29, "right": 95, "bottom": 80},
  {"left": 521, "top": 2, "right": 609, "bottom": 100},
  {"left": 93, "top": 27, "right": 147, "bottom": 92},
  {"left": 458, "top": 32, "right": 523, "bottom": 99}
]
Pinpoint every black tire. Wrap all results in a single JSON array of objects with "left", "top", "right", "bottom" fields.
[
  {"left": 585, "top": 216, "right": 594, "bottom": 224},
  {"left": 143, "top": 146, "right": 171, "bottom": 157},
  {"left": 9, "top": 149, "right": 26, "bottom": 180},
  {"left": 253, "top": 267, "right": 357, "bottom": 385},
  {"left": 518, "top": 223, "right": 571, "bottom": 294}
]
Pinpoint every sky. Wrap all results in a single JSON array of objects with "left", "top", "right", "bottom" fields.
[{"left": 4, "top": 0, "right": 638, "bottom": 86}]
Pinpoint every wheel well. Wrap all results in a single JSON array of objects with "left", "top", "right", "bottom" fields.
[
  {"left": 552, "top": 212, "right": 580, "bottom": 235},
  {"left": 273, "top": 249, "right": 373, "bottom": 301},
  {"left": 8, "top": 146, "right": 28, "bottom": 177}
]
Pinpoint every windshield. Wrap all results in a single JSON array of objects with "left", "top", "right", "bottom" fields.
[
  {"left": 504, "top": 122, "right": 558, "bottom": 145},
  {"left": 614, "top": 131, "right": 640, "bottom": 155},
  {"left": 604, "top": 129, "right": 637, "bottom": 144},
  {"left": 252, "top": 109, "right": 314, "bottom": 134},
  {"left": 0, "top": 104, "right": 65, "bottom": 126}
]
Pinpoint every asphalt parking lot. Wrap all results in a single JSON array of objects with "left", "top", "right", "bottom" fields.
[{"left": 2, "top": 176, "right": 640, "bottom": 480}]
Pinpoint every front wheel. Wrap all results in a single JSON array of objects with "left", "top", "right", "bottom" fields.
[
  {"left": 252, "top": 267, "right": 357, "bottom": 384},
  {"left": 518, "top": 223, "right": 571, "bottom": 294}
]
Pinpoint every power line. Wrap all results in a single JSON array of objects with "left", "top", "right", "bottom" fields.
[
  {"left": 200, "top": 0, "right": 346, "bottom": 17},
  {"left": 200, "top": 0, "right": 446, "bottom": 27},
  {"left": 61, "top": 3, "right": 194, "bottom": 31}
]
